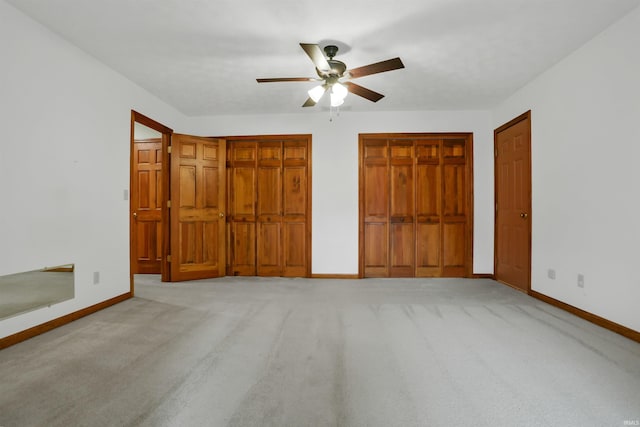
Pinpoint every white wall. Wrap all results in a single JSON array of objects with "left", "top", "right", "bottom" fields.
[
  {"left": 185, "top": 110, "right": 495, "bottom": 276},
  {"left": 134, "top": 122, "right": 162, "bottom": 139},
  {"left": 493, "top": 6, "right": 640, "bottom": 332},
  {"left": 0, "top": 0, "right": 185, "bottom": 339}
]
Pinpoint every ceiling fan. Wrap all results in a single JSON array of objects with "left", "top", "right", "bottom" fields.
[{"left": 257, "top": 43, "right": 405, "bottom": 108}]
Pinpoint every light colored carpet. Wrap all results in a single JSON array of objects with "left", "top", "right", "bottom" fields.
[{"left": 0, "top": 276, "right": 638, "bottom": 427}]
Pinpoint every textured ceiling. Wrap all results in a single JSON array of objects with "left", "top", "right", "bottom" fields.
[{"left": 6, "top": 0, "right": 639, "bottom": 116}]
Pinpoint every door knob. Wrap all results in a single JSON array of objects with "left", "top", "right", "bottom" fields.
[
  {"left": 520, "top": 212, "right": 528, "bottom": 219},
  {"left": 219, "top": 212, "right": 225, "bottom": 218},
  {"left": 133, "top": 212, "right": 137, "bottom": 219}
]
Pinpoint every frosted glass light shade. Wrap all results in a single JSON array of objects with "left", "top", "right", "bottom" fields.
[
  {"left": 308, "top": 85, "right": 325, "bottom": 102},
  {"left": 332, "top": 82, "right": 348, "bottom": 100},
  {"left": 330, "top": 92, "right": 345, "bottom": 107}
]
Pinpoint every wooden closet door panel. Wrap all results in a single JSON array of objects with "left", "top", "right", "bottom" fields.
[
  {"left": 443, "top": 165, "right": 466, "bottom": 216},
  {"left": 389, "top": 141, "right": 415, "bottom": 276},
  {"left": 283, "top": 222, "right": 306, "bottom": 276},
  {"left": 283, "top": 166, "right": 306, "bottom": 216},
  {"left": 258, "top": 222, "right": 281, "bottom": 276},
  {"left": 257, "top": 167, "right": 282, "bottom": 216},
  {"left": 364, "top": 164, "right": 388, "bottom": 220},
  {"left": 282, "top": 140, "right": 309, "bottom": 276},
  {"left": 442, "top": 139, "right": 468, "bottom": 277},
  {"left": 230, "top": 166, "right": 256, "bottom": 275},
  {"left": 390, "top": 163, "right": 414, "bottom": 216},
  {"left": 232, "top": 167, "right": 256, "bottom": 216},
  {"left": 415, "top": 141, "right": 441, "bottom": 276},
  {"left": 227, "top": 142, "right": 257, "bottom": 275},
  {"left": 257, "top": 142, "right": 283, "bottom": 275},
  {"left": 443, "top": 222, "right": 465, "bottom": 272},
  {"left": 416, "top": 165, "right": 440, "bottom": 217},
  {"left": 390, "top": 223, "right": 414, "bottom": 276},
  {"left": 416, "top": 223, "right": 440, "bottom": 276},
  {"left": 362, "top": 140, "right": 389, "bottom": 277},
  {"left": 389, "top": 142, "right": 414, "bottom": 217},
  {"left": 231, "top": 222, "right": 256, "bottom": 274},
  {"left": 364, "top": 223, "right": 388, "bottom": 276},
  {"left": 363, "top": 141, "right": 388, "bottom": 220}
]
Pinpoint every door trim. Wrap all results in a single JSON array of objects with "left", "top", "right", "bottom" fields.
[
  {"left": 130, "top": 111, "right": 173, "bottom": 292},
  {"left": 493, "top": 110, "right": 532, "bottom": 292}
]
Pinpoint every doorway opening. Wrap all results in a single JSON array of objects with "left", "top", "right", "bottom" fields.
[{"left": 130, "top": 111, "right": 173, "bottom": 291}]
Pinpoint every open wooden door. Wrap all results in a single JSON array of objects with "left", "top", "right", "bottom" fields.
[{"left": 168, "top": 134, "right": 226, "bottom": 281}]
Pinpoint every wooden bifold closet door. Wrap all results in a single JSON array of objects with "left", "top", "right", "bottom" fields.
[
  {"left": 360, "top": 134, "right": 472, "bottom": 278},
  {"left": 226, "top": 136, "right": 311, "bottom": 277}
]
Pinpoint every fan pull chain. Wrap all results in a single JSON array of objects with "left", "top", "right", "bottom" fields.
[{"left": 329, "top": 105, "right": 341, "bottom": 122}]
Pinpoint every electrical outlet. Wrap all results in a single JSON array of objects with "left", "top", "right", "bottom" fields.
[
  {"left": 577, "top": 274, "right": 584, "bottom": 288},
  {"left": 548, "top": 269, "right": 556, "bottom": 279},
  {"left": 93, "top": 271, "right": 100, "bottom": 285}
]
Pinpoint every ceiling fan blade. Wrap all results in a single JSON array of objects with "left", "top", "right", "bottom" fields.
[
  {"left": 344, "top": 82, "right": 385, "bottom": 102},
  {"left": 302, "top": 97, "right": 317, "bottom": 107},
  {"left": 300, "top": 43, "right": 331, "bottom": 72},
  {"left": 347, "top": 57, "right": 405, "bottom": 79},
  {"left": 257, "top": 77, "right": 317, "bottom": 83}
]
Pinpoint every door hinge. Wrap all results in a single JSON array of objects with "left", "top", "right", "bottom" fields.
[
  {"left": 495, "top": 203, "right": 498, "bottom": 212},
  {"left": 166, "top": 255, "right": 172, "bottom": 263},
  {"left": 494, "top": 147, "right": 498, "bottom": 157},
  {"left": 167, "top": 200, "right": 172, "bottom": 208},
  {"left": 167, "top": 146, "right": 172, "bottom": 154}
]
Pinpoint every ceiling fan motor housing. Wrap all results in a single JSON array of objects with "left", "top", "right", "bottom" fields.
[
  {"left": 317, "top": 60, "right": 347, "bottom": 79},
  {"left": 317, "top": 45, "right": 346, "bottom": 79},
  {"left": 323, "top": 45, "right": 339, "bottom": 59}
]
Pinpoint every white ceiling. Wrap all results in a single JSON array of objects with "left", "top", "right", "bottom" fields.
[{"left": 7, "top": 0, "right": 639, "bottom": 116}]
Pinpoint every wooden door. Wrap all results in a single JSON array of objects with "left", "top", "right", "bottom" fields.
[
  {"left": 257, "top": 142, "right": 283, "bottom": 276},
  {"left": 360, "top": 134, "right": 472, "bottom": 278},
  {"left": 169, "top": 134, "right": 226, "bottom": 281},
  {"left": 495, "top": 112, "right": 531, "bottom": 291},
  {"left": 227, "top": 142, "right": 257, "bottom": 275},
  {"left": 226, "top": 136, "right": 311, "bottom": 277},
  {"left": 282, "top": 140, "right": 309, "bottom": 277},
  {"left": 389, "top": 140, "right": 415, "bottom": 277},
  {"left": 361, "top": 140, "right": 389, "bottom": 277},
  {"left": 415, "top": 140, "right": 441, "bottom": 276},
  {"left": 442, "top": 139, "right": 469, "bottom": 276},
  {"left": 131, "top": 139, "right": 162, "bottom": 274}
]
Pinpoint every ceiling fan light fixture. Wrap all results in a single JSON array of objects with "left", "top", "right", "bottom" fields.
[
  {"left": 308, "top": 85, "right": 326, "bottom": 102},
  {"left": 330, "top": 92, "right": 345, "bottom": 107},
  {"left": 332, "top": 82, "right": 348, "bottom": 100}
]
